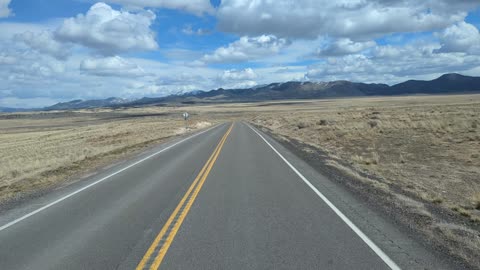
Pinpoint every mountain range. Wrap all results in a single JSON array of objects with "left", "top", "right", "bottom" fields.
[
  {"left": 118, "top": 73, "right": 480, "bottom": 107},
  {"left": 43, "top": 97, "right": 136, "bottom": 111},
  {"left": 0, "top": 107, "right": 29, "bottom": 113},
  {"left": 2, "top": 73, "right": 479, "bottom": 112}
]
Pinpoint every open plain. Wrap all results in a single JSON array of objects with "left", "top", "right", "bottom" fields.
[
  {"left": 0, "top": 109, "right": 217, "bottom": 204},
  {"left": 248, "top": 94, "right": 480, "bottom": 267},
  {"left": 1, "top": 94, "right": 479, "bottom": 268}
]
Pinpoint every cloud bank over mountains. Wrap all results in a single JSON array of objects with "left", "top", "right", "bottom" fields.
[{"left": 0, "top": 0, "right": 480, "bottom": 107}]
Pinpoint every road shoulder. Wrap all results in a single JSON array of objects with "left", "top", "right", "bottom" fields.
[
  {"left": 0, "top": 124, "right": 222, "bottom": 230},
  {"left": 249, "top": 122, "right": 469, "bottom": 270}
]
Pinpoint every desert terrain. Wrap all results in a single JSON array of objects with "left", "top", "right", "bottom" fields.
[
  {"left": 0, "top": 109, "right": 217, "bottom": 204},
  {"left": 248, "top": 95, "right": 480, "bottom": 266},
  {"left": 1, "top": 94, "right": 479, "bottom": 267}
]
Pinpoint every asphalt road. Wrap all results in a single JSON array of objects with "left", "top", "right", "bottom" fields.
[{"left": 0, "top": 122, "right": 454, "bottom": 270}]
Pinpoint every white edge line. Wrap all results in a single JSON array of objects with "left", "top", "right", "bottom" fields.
[
  {"left": 246, "top": 123, "right": 401, "bottom": 270},
  {"left": 0, "top": 124, "right": 222, "bottom": 232}
]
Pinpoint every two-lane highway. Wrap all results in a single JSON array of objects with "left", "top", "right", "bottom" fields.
[{"left": 0, "top": 122, "right": 453, "bottom": 269}]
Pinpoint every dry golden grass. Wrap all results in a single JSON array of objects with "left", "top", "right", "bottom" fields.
[
  {"left": 251, "top": 95, "right": 480, "bottom": 216},
  {"left": 0, "top": 111, "right": 221, "bottom": 203},
  {"left": 1, "top": 94, "right": 479, "bottom": 266},
  {"left": 248, "top": 94, "right": 480, "bottom": 266},
  {"left": 2, "top": 96, "right": 478, "bottom": 216}
]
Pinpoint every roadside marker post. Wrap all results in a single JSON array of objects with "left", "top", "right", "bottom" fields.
[{"left": 183, "top": 112, "right": 189, "bottom": 130}]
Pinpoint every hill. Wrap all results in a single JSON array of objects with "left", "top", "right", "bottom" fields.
[
  {"left": 41, "top": 73, "right": 480, "bottom": 110},
  {"left": 44, "top": 97, "right": 135, "bottom": 111}
]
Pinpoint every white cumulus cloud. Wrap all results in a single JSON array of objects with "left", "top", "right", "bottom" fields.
[
  {"left": 216, "top": 68, "right": 258, "bottom": 89},
  {"left": 201, "top": 35, "right": 289, "bottom": 63},
  {"left": 315, "top": 38, "right": 376, "bottom": 57},
  {"left": 15, "top": 31, "right": 71, "bottom": 60},
  {"left": 306, "top": 42, "right": 480, "bottom": 84},
  {"left": 217, "top": 0, "right": 478, "bottom": 39},
  {"left": 435, "top": 21, "right": 480, "bottom": 54},
  {"left": 101, "top": 0, "right": 214, "bottom": 16},
  {"left": 0, "top": 53, "right": 16, "bottom": 64},
  {"left": 218, "top": 68, "right": 257, "bottom": 81},
  {"left": 0, "top": 0, "right": 12, "bottom": 18},
  {"left": 181, "top": 25, "right": 210, "bottom": 36},
  {"left": 2, "top": 1, "right": 480, "bottom": 108},
  {"left": 55, "top": 2, "right": 158, "bottom": 55},
  {"left": 80, "top": 56, "right": 148, "bottom": 77}
]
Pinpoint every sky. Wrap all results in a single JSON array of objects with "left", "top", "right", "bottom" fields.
[{"left": 1, "top": 0, "right": 480, "bottom": 108}]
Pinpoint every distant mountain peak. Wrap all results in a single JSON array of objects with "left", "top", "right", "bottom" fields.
[
  {"left": 44, "top": 97, "right": 137, "bottom": 111},
  {"left": 438, "top": 73, "right": 465, "bottom": 80},
  {"left": 27, "top": 73, "right": 480, "bottom": 111}
]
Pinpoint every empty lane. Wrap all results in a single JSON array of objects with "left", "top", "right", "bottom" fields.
[{"left": 0, "top": 122, "right": 453, "bottom": 269}]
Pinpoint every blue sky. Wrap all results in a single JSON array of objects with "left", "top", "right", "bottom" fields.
[{"left": 1, "top": 0, "right": 480, "bottom": 108}]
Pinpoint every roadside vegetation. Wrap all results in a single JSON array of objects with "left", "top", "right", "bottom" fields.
[
  {"left": 0, "top": 109, "right": 215, "bottom": 204},
  {"left": 250, "top": 94, "right": 480, "bottom": 267},
  {"left": 1, "top": 94, "right": 479, "bottom": 267}
]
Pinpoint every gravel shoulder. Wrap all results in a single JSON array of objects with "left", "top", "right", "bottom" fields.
[{"left": 251, "top": 117, "right": 480, "bottom": 269}]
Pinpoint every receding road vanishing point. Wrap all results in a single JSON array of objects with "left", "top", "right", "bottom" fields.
[{"left": 0, "top": 122, "right": 458, "bottom": 269}]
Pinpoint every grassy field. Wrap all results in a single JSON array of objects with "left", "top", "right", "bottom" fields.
[
  {"left": 1, "top": 94, "right": 479, "bottom": 266},
  {"left": 251, "top": 95, "right": 480, "bottom": 216},
  {"left": 0, "top": 109, "right": 217, "bottom": 204},
  {"left": 247, "top": 94, "right": 480, "bottom": 266}
]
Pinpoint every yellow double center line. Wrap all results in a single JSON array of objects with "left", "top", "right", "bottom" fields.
[{"left": 136, "top": 123, "right": 234, "bottom": 270}]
